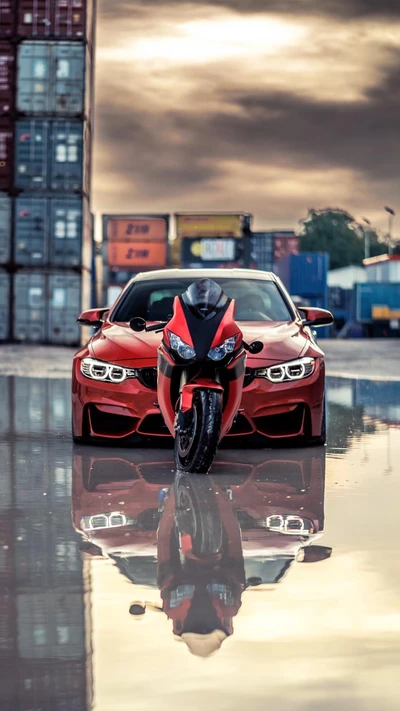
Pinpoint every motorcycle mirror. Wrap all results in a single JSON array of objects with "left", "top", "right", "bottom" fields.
[
  {"left": 248, "top": 341, "right": 263, "bottom": 355},
  {"left": 130, "top": 317, "right": 147, "bottom": 332}
]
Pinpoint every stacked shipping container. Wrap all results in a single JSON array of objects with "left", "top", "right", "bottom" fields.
[
  {"left": 0, "top": 378, "right": 93, "bottom": 708},
  {"left": 0, "top": 0, "right": 95, "bottom": 344}
]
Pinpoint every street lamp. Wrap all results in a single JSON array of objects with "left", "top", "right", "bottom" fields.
[
  {"left": 362, "top": 217, "right": 371, "bottom": 260},
  {"left": 384, "top": 206, "right": 395, "bottom": 255}
]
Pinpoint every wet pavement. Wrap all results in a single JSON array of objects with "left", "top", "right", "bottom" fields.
[{"left": 0, "top": 374, "right": 400, "bottom": 710}]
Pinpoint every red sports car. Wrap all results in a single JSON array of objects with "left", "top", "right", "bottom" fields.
[{"left": 72, "top": 268, "right": 333, "bottom": 446}]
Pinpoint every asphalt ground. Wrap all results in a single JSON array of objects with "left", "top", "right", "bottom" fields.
[{"left": 0, "top": 338, "right": 397, "bottom": 379}]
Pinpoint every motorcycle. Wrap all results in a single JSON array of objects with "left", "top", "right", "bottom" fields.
[{"left": 130, "top": 278, "right": 263, "bottom": 473}]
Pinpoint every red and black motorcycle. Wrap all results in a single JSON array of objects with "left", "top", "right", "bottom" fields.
[{"left": 130, "top": 278, "right": 262, "bottom": 473}]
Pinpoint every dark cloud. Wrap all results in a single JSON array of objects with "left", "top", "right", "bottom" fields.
[
  {"left": 95, "top": 57, "right": 400, "bottom": 203},
  {"left": 99, "top": 0, "right": 400, "bottom": 20}
]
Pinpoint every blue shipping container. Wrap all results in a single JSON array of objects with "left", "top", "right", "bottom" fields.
[
  {"left": 355, "top": 282, "right": 400, "bottom": 323},
  {"left": 250, "top": 232, "right": 274, "bottom": 271},
  {"left": 14, "top": 194, "right": 91, "bottom": 268},
  {"left": 15, "top": 119, "right": 89, "bottom": 193},
  {"left": 17, "top": 42, "right": 89, "bottom": 116},
  {"left": 275, "top": 252, "right": 329, "bottom": 297}
]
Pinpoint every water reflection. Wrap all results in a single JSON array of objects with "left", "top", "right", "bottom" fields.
[{"left": 72, "top": 447, "right": 329, "bottom": 656}]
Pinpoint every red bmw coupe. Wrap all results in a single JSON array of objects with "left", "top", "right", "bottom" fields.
[{"left": 72, "top": 268, "right": 333, "bottom": 446}]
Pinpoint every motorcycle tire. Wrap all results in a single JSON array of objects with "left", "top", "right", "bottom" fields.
[
  {"left": 174, "top": 389, "right": 222, "bottom": 473},
  {"left": 174, "top": 472, "right": 223, "bottom": 557}
]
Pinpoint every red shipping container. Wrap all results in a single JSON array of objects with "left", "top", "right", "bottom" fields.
[
  {"left": 0, "top": 118, "right": 13, "bottom": 190},
  {"left": 0, "top": 41, "right": 15, "bottom": 116},
  {"left": 273, "top": 232, "right": 299, "bottom": 262},
  {"left": 17, "top": 0, "right": 95, "bottom": 44},
  {"left": 0, "top": 1, "right": 15, "bottom": 39}
]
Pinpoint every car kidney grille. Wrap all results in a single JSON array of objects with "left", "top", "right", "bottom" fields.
[
  {"left": 243, "top": 369, "right": 255, "bottom": 388},
  {"left": 138, "top": 367, "right": 158, "bottom": 390}
]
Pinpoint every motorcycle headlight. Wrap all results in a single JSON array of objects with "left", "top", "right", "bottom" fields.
[
  {"left": 208, "top": 335, "right": 237, "bottom": 361},
  {"left": 256, "top": 357, "right": 315, "bottom": 383},
  {"left": 168, "top": 331, "right": 196, "bottom": 360},
  {"left": 81, "top": 357, "right": 137, "bottom": 383}
]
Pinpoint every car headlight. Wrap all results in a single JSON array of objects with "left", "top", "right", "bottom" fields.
[
  {"left": 256, "top": 357, "right": 315, "bottom": 383},
  {"left": 256, "top": 514, "right": 314, "bottom": 535},
  {"left": 168, "top": 331, "right": 196, "bottom": 359},
  {"left": 81, "top": 357, "right": 137, "bottom": 383},
  {"left": 208, "top": 335, "right": 237, "bottom": 361}
]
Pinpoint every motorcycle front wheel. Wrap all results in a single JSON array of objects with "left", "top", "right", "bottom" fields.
[{"left": 174, "top": 389, "right": 222, "bottom": 473}]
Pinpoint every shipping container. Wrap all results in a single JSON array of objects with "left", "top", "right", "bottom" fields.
[
  {"left": 15, "top": 193, "right": 91, "bottom": 267},
  {"left": 103, "top": 213, "right": 169, "bottom": 269},
  {"left": 15, "top": 119, "right": 89, "bottom": 193},
  {"left": 0, "top": 512, "right": 13, "bottom": 588},
  {"left": 0, "top": 192, "right": 11, "bottom": 262},
  {"left": 355, "top": 282, "right": 400, "bottom": 323},
  {"left": 180, "top": 236, "right": 244, "bottom": 268},
  {"left": 17, "top": 0, "right": 95, "bottom": 44},
  {"left": 275, "top": 252, "right": 329, "bottom": 298},
  {"left": 17, "top": 591, "right": 86, "bottom": 659},
  {"left": 17, "top": 660, "right": 90, "bottom": 710},
  {"left": 0, "top": 117, "right": 13, "bottom": 189},
  {"left": 105, "top": 215, "right": 169, "bottom": 243},
  {"left": 273, "top": 232, "right": 299, "bottom": 262},
  {"left": 249, "top": 231, "right": 274, "bottom": 271},
  {"left": 0, "top": 1, "right": 15, "bottom": 38},
  {"left": 17, "top": 41, "right": 91, "bottom": 117},
  {"left": 0, "top": 268, "right": 10, "bottom": 340},
  {"left": 0, "top": 595, "right": 15, "bottom": 656},
  {"left": 175, "top": 212, "right": 250, "bottom": 239},
  {"left": 47, "top": 270, "right": 90, "bottom": 344},
  {"left": 364, "top": 255, "right": 400, "bottom": 283},
  {"left": 14, "top": 194, "right": 47, "bottom": 265},
  {"left": 0, "top": 442, "right": 11, "bottom": 508},
  {"left": 13, "top": 270, "right": 45, "bottom": 341},
  {"left": 0, "top": 40, "right": 15, "bottom": 115}
]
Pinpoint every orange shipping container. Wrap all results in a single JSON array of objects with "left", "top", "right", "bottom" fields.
[
  {"left": 108, "top": 241, "right": 167, "bottom": 268},
  {"left": 107, "top": 218, "right": 168, "bottom": 243}
]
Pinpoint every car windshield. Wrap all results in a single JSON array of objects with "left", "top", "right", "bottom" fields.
[{"left": 112, "top": 278, "right": 293, "bottom": 322}]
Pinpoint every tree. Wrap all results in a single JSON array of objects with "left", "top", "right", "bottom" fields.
[{"left": 298, "top": 208, "right": 387, "bottom": 270}]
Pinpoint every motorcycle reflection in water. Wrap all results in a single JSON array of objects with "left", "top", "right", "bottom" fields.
[{"left": 72, "top": 448, "right": 332, "bottom": 657}]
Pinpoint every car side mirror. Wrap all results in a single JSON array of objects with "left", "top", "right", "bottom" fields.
[
  {"left": 77, "top": 307, "right": 109, "bottom": 328},
  {"left": 298, "top": 307, "right": 334, "bottom": 328},
  {"left": 130, "top": 317, "right": 147, "bottom": 332},
  {"left": 248, "top": 341, "right": 264, "bottom": 354}
]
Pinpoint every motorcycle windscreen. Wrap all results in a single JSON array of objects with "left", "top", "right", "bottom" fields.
[{"left": 182, "top": 278, "right": 228, "bottom": 320}]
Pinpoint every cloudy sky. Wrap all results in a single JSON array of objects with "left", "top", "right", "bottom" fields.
[{"left": 93, "top": 0, "right": 400, "bottom": 234}]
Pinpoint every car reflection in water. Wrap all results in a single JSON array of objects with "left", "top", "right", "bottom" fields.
[{"left": 72, "top": 447, "right": 331, "bottom": 657}]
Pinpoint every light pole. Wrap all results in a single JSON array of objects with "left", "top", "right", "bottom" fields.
[
  {"left": 384, "top": 206, "right": 395, "bottom": 255},
  {"left": 362, "top": 217, "right": 371, "bottom": 260}
]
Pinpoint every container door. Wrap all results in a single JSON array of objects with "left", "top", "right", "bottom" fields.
[
  {"left": 49, "top": 195, "right": 83, "bottom": 266},
  {"left": 17, "top": 42, "right": 51, "bottom": 114},
  {"left": 14, "top": 271, "right": 46, "bottom": 341},
  {"left": 15, "top": 195, "right": 48, "bottom": 265},
  {"left": 0, "top": 269, "right": 9, "bottom": 340},
  {"left": 15, "top": 119, "right": 49, "bottom": 189},
  {"left": 50, "top": 120, "right": 83, "bottom": 191},
  {"left": 0, "top": 193, "right": 11, "bottom": 263},
  {"left": 48, "top": 273, "right": 80, "bottom": 345},
  {"left": 54, "top": 43, "right": 85, "bottom": 115}
]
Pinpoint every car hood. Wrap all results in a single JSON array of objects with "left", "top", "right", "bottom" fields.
[{"left": 90, "top": 321, "right": 310, "bottom": 366}]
